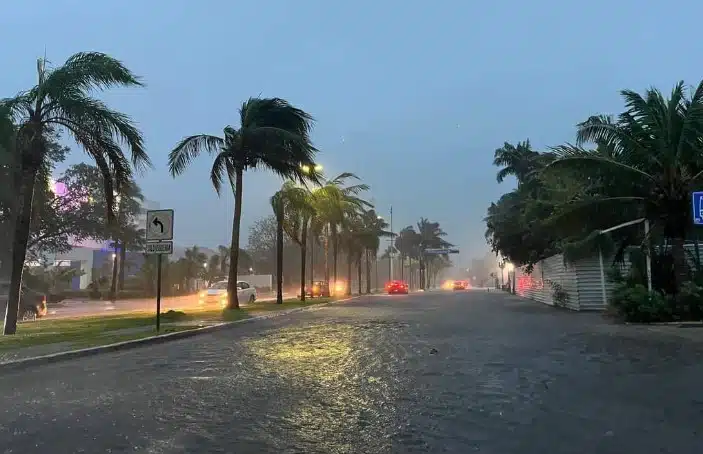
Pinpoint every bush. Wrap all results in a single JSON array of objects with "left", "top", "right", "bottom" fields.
[
  {"left": 609, "top": 284, "right": 673, "bottom": 323},
  {"left": 669, "top": 282, "right": 703, "bottom": 321}
]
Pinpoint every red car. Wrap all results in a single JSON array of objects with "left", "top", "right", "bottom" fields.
[
  {"left": 453, "top": 280, "right": 469, "bottom": 290},
  {"left": 386, "top": 280, "right": 409, "bottom": 294}
]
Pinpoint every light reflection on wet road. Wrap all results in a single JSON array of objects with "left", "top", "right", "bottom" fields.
[{"left": 0, "top": 291, "right": 702, "bottom": 453}]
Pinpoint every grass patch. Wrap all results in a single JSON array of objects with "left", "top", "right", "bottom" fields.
[{"left": 0, "top": 295, "right": 346, "bottom": 355}]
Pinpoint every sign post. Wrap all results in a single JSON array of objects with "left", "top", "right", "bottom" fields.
[{"left": 146, "top": 209, "right": 175, "bottom": 332}]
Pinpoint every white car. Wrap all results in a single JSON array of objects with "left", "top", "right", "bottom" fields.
[{"left": 199, "top": 280, "right": 257, "bottom": 307}]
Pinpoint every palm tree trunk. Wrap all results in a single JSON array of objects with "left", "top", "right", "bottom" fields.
[
  {"left": 309, "top": 229, "right": 315, "bottom": 288},
  {"left": 346, "top": 253, "right": 353, "bottom": 296},
  {"left": 357, "top": 256, "right": 363, "bottom": 295},
  {"left": 331, "top": 227, "right": 338, "bottom": 292},
  {"left": 4, "top": 166, "right": 39, "bottom": 335},
  {"left": 275, "top": 204, "right": 284, "bottom": 304},
  {"left": 227, "top": 168, "right": 244, "bottom": 309},
  {"left": 365, "top": 249, "right": 372, "bottom": 294},
  {"left": 118, "top": 241, "right": 127, "bottom": 291},
  {"left": 323, "top": 224, "right": 329, "bottom": 284},
  {"left": 300, "top": 222, "right": 307, "bottom": 302},
  {"left": 109, "top": 241, "right": 119, "bottom": 301}
]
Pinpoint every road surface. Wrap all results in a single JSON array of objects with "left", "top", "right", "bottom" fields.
[
  {"left": 48, "top": 292, "right": 290, "bottom": 319},
  {"left": 1, "top": 290, "right": 702, "bottom": 453}
]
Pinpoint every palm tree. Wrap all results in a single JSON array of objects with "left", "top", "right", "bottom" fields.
[
  {"left": 0, "top": 52, "right": 149, "bottom": 335},
  {"left": 358, "top": 209, "right": 391, "bottom": 293},
  {"left": 311, "top": 173, "right": 370, "bottom": 292},
  {"left": 168, "top": 97, "right": 319, "bottom": 309},
  {"left": 278, "top": 182, "right": 316, "bottom": 301},
  {"left": 416, "top": 218, "right": 452, "bottom": 289},
  {"left": 493, "top": 140, "right": 542, "bottom": 185},
  {"left": 395, "top": 226, "right": 418, "bottom": 283},
  {"left": 339, "top": 212, "right": 366, "bottom": 296},
  {"left": 546, "top": 81, "right": 703, "bottom": 289}
]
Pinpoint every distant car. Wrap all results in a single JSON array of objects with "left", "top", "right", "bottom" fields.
[
  {"left": 453, "top": 280, "right": 469, "bottom": 291},
  {"left": 199, "top": 280, "right": 257, "bottom": 307},
  {"left": 386, "top": 280, "right": 409, "bottom": 294},
  {"left": 305, "top": 280, "right": 331, "bottom": 298},
  {"left": 0, "top": 280, "right": 48, "bottom": 321}
]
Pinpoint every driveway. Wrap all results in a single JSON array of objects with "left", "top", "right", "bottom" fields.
[{"left": 0, "top": 290, "right": 701, "bottom": 453}]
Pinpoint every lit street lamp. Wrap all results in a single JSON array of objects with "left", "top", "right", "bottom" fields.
[{"left": 301, "top": 163, "right": 323, "bottom": 174}]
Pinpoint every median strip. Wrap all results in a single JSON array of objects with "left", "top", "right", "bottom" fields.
[{"left": 0, "top": 296, "right": 357, "bottom": 372}]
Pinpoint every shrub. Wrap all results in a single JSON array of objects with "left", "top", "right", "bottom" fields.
[
  {"left": 609, "top": 283, "right": 673, "bottom": 323},
  {"left": 669, "top": 282, "right": 703, "bottom": 321}
]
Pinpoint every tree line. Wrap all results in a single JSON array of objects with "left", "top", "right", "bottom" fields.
[
  {"left": 485, "top": 80, "right": 703, "bottom": 320},
  {"left": 1, "top": 51, "right": 454, "bottom": 334}
]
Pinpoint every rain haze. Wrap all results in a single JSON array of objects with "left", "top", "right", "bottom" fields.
[
  {"left": 5, "top": 1, "right": 703, "bottom": 452},
  {"left": 2, "top": 0, "right": 701, "bottom": 268}
]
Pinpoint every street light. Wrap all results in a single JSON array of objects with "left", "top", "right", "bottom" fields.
[
  {"left": 111, "top": 253, "right": 116, "bottom": 259},
  {"left": 301, "top": 164, "right": 323, "bottom": 174},
  {"left": 249, "top": 267, "right": 254, "bottom": 274}
]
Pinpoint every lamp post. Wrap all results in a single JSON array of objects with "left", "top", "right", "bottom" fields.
[{"left": 505, "top": 262, "right": 515, "bottom": 294}]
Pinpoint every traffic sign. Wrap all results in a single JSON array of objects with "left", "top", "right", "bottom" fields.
[
  {"left": 146, "top": 209, "right": 174, "bottom": 241},
  {"left": 424, "top": 248, "right": 460, "bottom": 255},
  {"left": 693, "top": 192, "right": 703, "bottom": 225},
  {"left": 145, "top": 241, "right": 173, "bottom": 255}
]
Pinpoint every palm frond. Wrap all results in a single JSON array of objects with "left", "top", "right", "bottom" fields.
[
  {"left": 168, "top": 134, "right": 224, "bottom": 176},
  {"left": 42, "top": 52, "right": 143, "bottom": 96}
]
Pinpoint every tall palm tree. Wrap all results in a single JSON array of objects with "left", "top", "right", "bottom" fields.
[
  {"left": 547, "top": 81, "right": 703, "bottom": 289},
  {"left": 279, "top": 182, "right": 316, "bottom": 302},
  {"left": 168, "top": 97, "right": 319, "bottom": 309},
  {"left": 0, "top": 52, "right": 149, "bottom": 335},
  {"left": 339, "top": 212, "right": 366, "bottom": 296},
  {"left": 416, "top": 218, "right": 452, "bottom": 289},
  {"left": 311, "top": 173, "right": 370, "bottom": 292},
  {"left": 358, "top": 209, "right": 391, "bottom": 293}
]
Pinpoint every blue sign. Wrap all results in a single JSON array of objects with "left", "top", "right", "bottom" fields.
[{"left": 693, "top": 192, "right": 703, "bottom": 225}]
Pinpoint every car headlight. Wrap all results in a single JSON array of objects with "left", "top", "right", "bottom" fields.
[{"left": 199, "top": 291, "right": 206, "bottom": 298}]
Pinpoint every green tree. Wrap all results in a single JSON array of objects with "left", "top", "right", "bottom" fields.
[
  {"left": 311, "top": 173, "right": 370, "bottom": 291},
  {"left": 546, "top": 81, "right": 703, "bottom": 289},
  {"left": 168, "top": 97, "right": 318, "bottom": 309},
  {"left": 358, "top": 209, "right": 391, "bottom": 293},
  {"left": 274, "top": 181, "right": 316, "bottom": 302},
  {"left": 416, "top": 218, "right": 452, "bottom": 289},
  {"left": 0, "top": 52, "right": 149, "bottom": 334}
]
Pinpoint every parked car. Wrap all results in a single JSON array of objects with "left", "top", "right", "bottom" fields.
[
  {"left": 0, "top": 280, "right": 48, "bottom": 321},
  {"left": 199, "top": 280, "right": 257, "bottom": 307}
]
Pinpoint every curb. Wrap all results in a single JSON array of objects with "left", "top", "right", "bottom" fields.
[{"left": 0, "top": 295, "right": 364, "bottom": 373}]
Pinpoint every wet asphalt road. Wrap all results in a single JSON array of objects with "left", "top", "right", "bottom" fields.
[{"left": 0, "top": 290, "right": 702, "bottom": 453}]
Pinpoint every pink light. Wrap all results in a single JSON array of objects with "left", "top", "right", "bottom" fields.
[{"left": 53, "top": 181, "right": 68, "bottom": 197}]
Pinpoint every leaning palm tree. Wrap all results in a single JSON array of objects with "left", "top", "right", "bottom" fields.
[
  {"left": 0, "top": 52, "right": 149, "bottom": 335},
  {"left": 546, "top": 81, "right": 703, "bottom": 290},
  {"left": 168, "top": 97, "right": 319, "bottom": 309}
]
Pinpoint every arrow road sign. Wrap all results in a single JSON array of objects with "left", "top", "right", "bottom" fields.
[
  {"left": 424, "top": 248, "right": 460, "bottom": 255},
  {"left": 145, "top": 241, "right": 173, "bottom": 255},
  {"left": 146, "top": 209, "right": 174, "bottom": 241}
]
